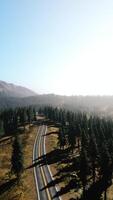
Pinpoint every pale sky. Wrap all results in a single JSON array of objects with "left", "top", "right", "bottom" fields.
[{"left": 0, "top": 0, "right": 113, "bottom": 95}]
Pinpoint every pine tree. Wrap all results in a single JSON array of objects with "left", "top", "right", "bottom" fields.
[
  {"left": 58, "top": 127, "right": 66, "bottom": 149},
  {"left": 88, "top": 128, "right": 99, "bottom": 183},
  {"left": 79, "top": 148, "right": 89, "bottom": 199},
  {"left": 67, "top": 124, "right": 76, "bottom": 153},
  {"left": 33, "top": 107, "right": 37, "bottom": 121},
  {"left": 11, "top": 135, "right": 24, "bottom": 182},
  {"left": 99, "top": 145, "right": 112, "bottom": 200},
  {"left": 19, "top": 108, "right": 27, "bottom": 130}
]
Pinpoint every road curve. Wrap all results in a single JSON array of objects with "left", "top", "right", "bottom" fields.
[{"left": 33, "top": 125, "right": 62, "bottom": 200}]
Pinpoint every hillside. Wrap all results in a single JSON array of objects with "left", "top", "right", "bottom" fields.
[
  {"left": 0, "top": 81, "right": 113, "bottom": 116},
  {"left": 0, "top": 81, "right": 36, "bottom": 98}
]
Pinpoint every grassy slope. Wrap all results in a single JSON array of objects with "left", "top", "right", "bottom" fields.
[
  {"left": 0, "top": 126, "right": 37, "bottom": 200},
  {"left": 1, "top": 122, "right": 113, "bottom": 200}
]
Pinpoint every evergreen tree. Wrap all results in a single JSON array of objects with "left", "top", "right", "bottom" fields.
[
  {"left": 33, "top": 107, "right": 37, "bottom": 121},
  {"left": 79, "top": 148, "right": 89, "bottom": 199},
  {"left": 58, "top": 127, "right": 66, "bottom": 149},
  {"left": 19, "top": 108, "right": 26, "bottom": 128},
  {"left": 67, "top": 124, "right": 76, "bottom": 153},
  {"left": 11, "top": 135, "right": 24, "bottom": 182},
  {"left": 88, "top": 132, "right": 99, "bottom": 183},
  {"left": 99, "top": 145, "right": 112, "bottom": 200}
]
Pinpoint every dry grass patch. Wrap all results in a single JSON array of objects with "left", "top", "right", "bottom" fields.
[
  {"left": 105, "top": 184, "right": 113, "bottom": 200},
  {"left": 0, "top": 126, "right": 37, "bottom": 200}
]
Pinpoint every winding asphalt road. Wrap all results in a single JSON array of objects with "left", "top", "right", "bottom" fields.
[{"left": 33, "top": 125, "right": 62, "bottom": 200}]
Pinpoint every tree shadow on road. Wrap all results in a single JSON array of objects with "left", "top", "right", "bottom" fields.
[
  {"left": 45, "top": 131, "right": 59, "bottom": 136},
  {"left": 26, "top": 145, "right": 81, "bottom": 198},
  {"left": 28, "top": 148, "right": 112, "bottom": 200},
  {"left": 40, "top": 175, "right": 79, "bottom": 197},
  {"left": 27, "top": 147, "right": 70, "bottom": 169}
]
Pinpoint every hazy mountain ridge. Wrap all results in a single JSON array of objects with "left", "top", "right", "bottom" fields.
[
  {"left": 0, "top": 81, "right": 113, "bottom": 116},
  {"left": 0, "top": 81, "right": 36, "bottom": 98},
  {"left": 0, "top": 94, "right": 113, "bottom": 116}
]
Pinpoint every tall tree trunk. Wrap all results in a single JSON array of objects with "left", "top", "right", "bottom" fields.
[
  {"left": 77, "top": 138, "right": 80, "bottom": 152},
  {"left": 104, "top": 189, "right": 107, "bottom": 200},
  {"left": 92, "top": 161, "right": 95, "bottom": 183},
  {"left": 83, "top": 184, "right": 86, "bottom": 199}
]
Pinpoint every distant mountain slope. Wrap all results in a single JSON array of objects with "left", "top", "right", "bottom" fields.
[
  {"left": 0, "top": 81, "right": 113, "bottom": 117},
  {"left": 0, "top": 81, "right": 36, "bottom": 98}
]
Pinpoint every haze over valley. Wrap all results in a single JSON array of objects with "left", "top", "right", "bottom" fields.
[
  {"left": 0, "top": 80, "right": 113, "bottom": 117},
  {"left": 1, "top": 1, "right": 113, "bottom": 200}
]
